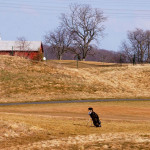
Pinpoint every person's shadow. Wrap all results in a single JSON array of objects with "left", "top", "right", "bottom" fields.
[{"left": 73, "top": 123, "right": 96, "bottom": 127}]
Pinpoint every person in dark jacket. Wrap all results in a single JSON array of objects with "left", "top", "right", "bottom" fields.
[{"left": 87, "top": 107, "right": 101, "bottom": 127}]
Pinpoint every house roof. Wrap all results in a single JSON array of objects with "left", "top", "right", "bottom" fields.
[{"left": 0, "top": 41, "right": 42, "bottom": 51}]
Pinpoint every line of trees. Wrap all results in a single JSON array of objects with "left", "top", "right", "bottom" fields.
[
  {"left": 44, "top": 4, "right": 106, "bottom": 61},
  {"left": 44, "top": 4, "right": 150, "bottom": 63},
  {"left": 43, "top": 45, "right": 122, "bottom": 63},
  {"left": 120, "top": 28, "right": 150, "bottom": 63}
]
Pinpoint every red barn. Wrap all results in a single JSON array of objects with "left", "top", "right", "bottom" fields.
[{"left": 0, "top": 40, "right": 43, "bottom": 60}]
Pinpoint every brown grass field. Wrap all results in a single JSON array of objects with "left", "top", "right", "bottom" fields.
[
  {"left": 0, "top": 55, "right": 150, "bottom": 103},
  {"left": 0, "top": 101, "right": 150, "bottom": 149},
  {"left": 0, "top": 55, "right": 150, "bottom": 149}
]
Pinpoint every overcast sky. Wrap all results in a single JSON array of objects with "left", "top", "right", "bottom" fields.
[{"left": 0, "top": 0, "right": 150, "bottom": 51}]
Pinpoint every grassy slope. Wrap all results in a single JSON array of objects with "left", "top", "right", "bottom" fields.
[{"left": 1, "top": 55, "right": 150, "bottom": 103}]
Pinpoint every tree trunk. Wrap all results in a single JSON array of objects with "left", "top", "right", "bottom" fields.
[
  {"left": 59, "top": 55, "right": 62, "bottom": 60},
  {"left": 147, "top": 44, "right": 150, "bottom": 63}
]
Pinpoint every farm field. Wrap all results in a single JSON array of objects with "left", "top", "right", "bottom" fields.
[
  {"left": 1, "top": 55, "right": 150, "bottom": 103},
  {"left": 0, "top": 101, "right": 150, "bottom": 149}
]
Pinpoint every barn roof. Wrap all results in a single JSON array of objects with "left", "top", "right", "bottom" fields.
[{"left": 0, "top": 41, "right": 42, "bottom": 51}]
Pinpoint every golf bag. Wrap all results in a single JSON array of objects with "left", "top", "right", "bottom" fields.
[{"left": 90, "top": 112, "right": 101, "bottom": 127}]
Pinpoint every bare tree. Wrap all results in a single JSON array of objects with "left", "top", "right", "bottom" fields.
[
  {"left": 61, "top": 4, "right": 106, "bottom": 61},
  {"left": 120, "top": 41, "right": 134, "bottom": 62},
  {"left": 44, "top": 27, "right": 73, "bottom": 60},
  {"left": 16, "top": 37, "right": 30, "bottom": 51},
  {"left": 15, "top": 36, "right": 31, "bottom": 58},
  {"left": 128, "top": 29, "right": 147, "bottom": 63},
  {"left": 145, "top": 30, "right": 150, "bottom": 62},
  {"left": 120, "top": 28, "right": 150, "bottom": 63}
]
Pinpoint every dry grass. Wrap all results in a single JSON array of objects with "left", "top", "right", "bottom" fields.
[
  {"left": 1, "top": 56, "right": 150, "bottom": 149},
  {"left": 1, "top": 55, "right": 150, "bottom": 103},
  {"left": 0, "top": 101, "right": 150, "bottom": 149}
]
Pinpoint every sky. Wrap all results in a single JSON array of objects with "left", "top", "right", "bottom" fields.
[{"left": 1, "top": 0, "right": 150, "bottom": 51}]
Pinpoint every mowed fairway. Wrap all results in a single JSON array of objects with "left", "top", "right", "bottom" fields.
[{"left": 0, "top": 101, "right": 150, "bottom": 150}]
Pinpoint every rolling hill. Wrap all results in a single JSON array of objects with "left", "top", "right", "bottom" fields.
[{"left": 0, "top": 55, "right": 150, "bottom": 103}]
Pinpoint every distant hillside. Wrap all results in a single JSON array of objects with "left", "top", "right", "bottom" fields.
[
  {"left": 43, "top": 45, "right": 121, "bottom": 63},
  {"left": 0, "top": 55, "right": 150, "bottom": 103}
]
